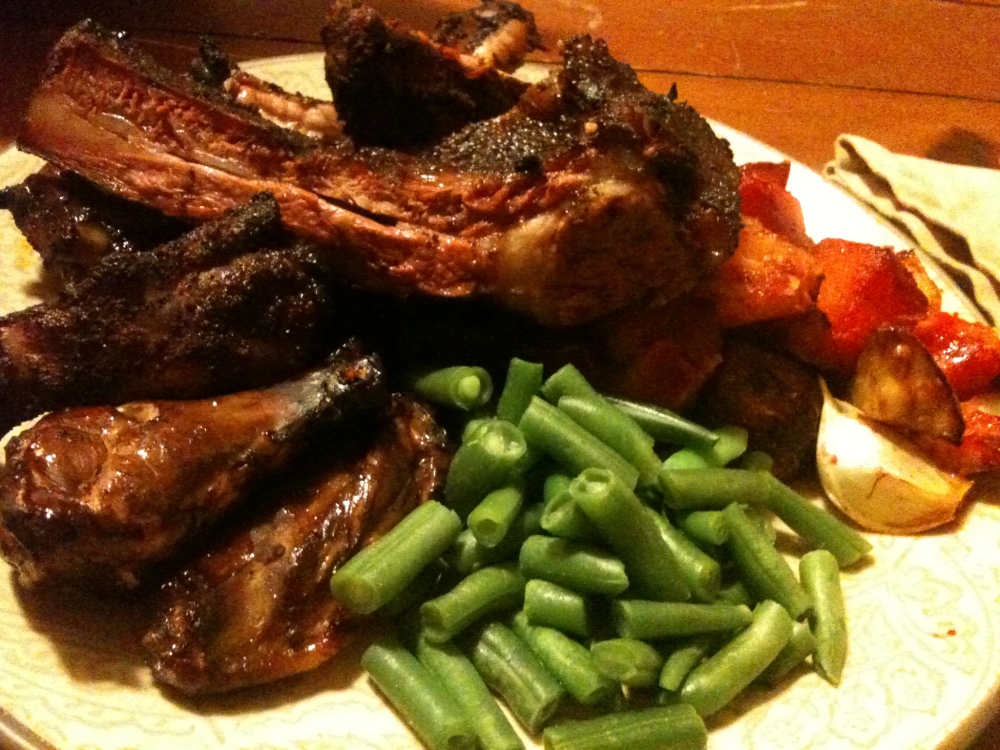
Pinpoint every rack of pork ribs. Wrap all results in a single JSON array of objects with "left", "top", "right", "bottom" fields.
[{"left": 0, "top": 0, "right": 823, "bottom": 695}]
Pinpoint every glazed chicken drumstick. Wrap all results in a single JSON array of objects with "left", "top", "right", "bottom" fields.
[{"left": 0, "top": 343, "right": 385, "bottom": 593}]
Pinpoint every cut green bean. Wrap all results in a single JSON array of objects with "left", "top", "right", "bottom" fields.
[
  {"left": 800, "top": 549, "right": 847, "bottom": 685},
  {"left": 757, "top": 620, "right": 816, "bottom": 686},
  {"left": 743, "top": 504, "right": 777, "bottom": 545},
  {"left": 448, "top": 503, "right": 544, "bottom": 575},
  {"left": 676, "top": 510, "right": 729, "bottom": 546},
  {"left": 469, "top": 621, "right": 565, "bottom": 732},
  {"left": 541, "top": 489, "right": 598, "bottom": 543},
  {"left": 519, "top": 397, "right": 639, "bottom": 488},
  {"left": 739, "top": 450, "right": 774, "bottom": 473},
  {"left": 765, "top": 475, "right": 872, "bottom": 567},
  {"left": 679, "top": 599, "right": 793, "bottom": 717},
  {"left": 524, "top": 579, "right": 592, "bottom": 637},
  {"left": 557, "top": 395, "right": 661, "bottom": 485},
  {"left": 646, "top": 508, "right": 721, "bottom": 602},
  {"left": 519, "top": 535, "right": 629, "bottom": 597},
  {"left": 417, "top": 636, "right": 525, "bottom": 750},
  {"left": 612, "top": 600, "right": 752, "bottom": 640},
  {"left": 496, "top": 358, "right": 545, "bottom": 425},
  {"left": 542, "top": 704, "right": 708, "bottom": 750},
  {"left": 604, "top": 397, "right": 719, "bottom": 451},
  {"left": 331, "top": 501, "right": 462, "bottom": 615},
  {"left": 570, "top": 468, "right": 690, "bottom": 602},
  {"left": 512, "top": 612, "right": 616, "bottom": 706},
  {"left": 705, "top": 425, "right": 749, "bottom": 466},
  {"left": 540, "top": 364, "right": 600, "bottom": 403},
  {"left": 659, "top": 468, "right": 772, "bottom": 510},
  {"left": 412, "top": 366, "right": 493, "bottom": 411},
  {"left": 660, "top": 469, "right": 872, "bottom": 567},
  {"left": 715, "top": 580, "right": 755, "bottom": 608},
  {"left": 543, "top": 473, "right": 573, "bottom": 505},
  {"left": 362, "top": 638, "right": 476, "bottom": 750},
  {"left": 662, "top": 449, "right": 712, "bottom": 471},
  {"left": 421, "top": 563, "right": 525, "bottom": 642},
  {"left": 591, "top": 638, "right": 664, "bottom": 689},
  {"left": 469, "top": 485, "right": 525, "bottom": 548},
  {"left": 445, "top": 419, "right": 527, "bottom": 519},
  {"left": 723, "top": 503, "right": 810, "bottom": 619},
  {"left": 659, "top": 635, "right": 716, "bottom": 692}
]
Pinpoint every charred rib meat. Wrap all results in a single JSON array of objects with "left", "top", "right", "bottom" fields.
[
  {"left": 322, "top": 0, "right": 530, "bottom": 147},
  {"left": 143, "top": 396, "right": 448, "bottom": 694},
  {"left": 0, "top": 343, "right": 385, "bottom": 592},
  {"left": 0, "top": 194, "right": 343, "bottom": 435},
  {"left": 18, "top": 17, "right": 741, "bottom": 326},
  {"left": 0, "top": 166, "right": 187, "bottom": 287}
]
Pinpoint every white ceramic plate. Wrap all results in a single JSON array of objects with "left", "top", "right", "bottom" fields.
[{"left": 2, "top": 53, "right": 1000, "bottom": 750}]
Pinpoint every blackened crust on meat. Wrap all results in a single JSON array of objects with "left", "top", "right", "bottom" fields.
[
  {"left": 323, "top": 0, "right": 528, "bottom": 147},
  {"left": 433, "top": 0, "right": 544, "bottom": 71},
  {"left": 19, "top": 19, "right": 741, "bottom": 326},
  {"left": 0, "top": 167, "right": 188, "bottom": 288},
  {"left": 142, "top": 396, "right": 449, "bottom": 694},
  {"left": 0, "top": 195, "right": 344, "bottom": 436}
]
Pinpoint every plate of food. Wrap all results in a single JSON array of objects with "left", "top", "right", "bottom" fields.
[{"left": 2, "top": 2, "right": 1000, "bottom": 749}]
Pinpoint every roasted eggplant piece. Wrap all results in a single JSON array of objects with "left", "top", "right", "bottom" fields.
[{"left": 851, "top": 326, "right": 964, "bottom": 444}]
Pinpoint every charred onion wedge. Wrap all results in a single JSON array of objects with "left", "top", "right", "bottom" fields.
[{"left": 850, "top": 326, "right": 964, "bottom": 444}]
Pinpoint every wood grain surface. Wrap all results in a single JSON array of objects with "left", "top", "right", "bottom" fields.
[{"left": 1, "top": 1, "right": 999, "bottom": 748}]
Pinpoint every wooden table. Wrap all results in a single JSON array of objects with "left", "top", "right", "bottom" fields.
[{"left": 1, "top": 1, "right": 999, "bottom": 748}]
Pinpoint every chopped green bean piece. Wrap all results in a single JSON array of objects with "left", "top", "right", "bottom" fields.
[
  {"left": 469, "top": 621, "right": 565, "bottom": 732},
  {"left": 646, "top": 508, "right": 721, "bottom": 602},
  {"left": 659, "top": 635, "right": 716, "bottom": 693},
  {"left": 604, "top": 397, "right": 720, "bottom": 451},
  {"left": 412, "top": 366, "right": 493, "bottom": 411},
  {"left": 800, "top": 549, "right": 848, "bottom": 685},
  {"left": 540, "top": 489, "right": 599, "bottom": 543},
  {"left": 557, "top": 395, "right": 661, "bottom": 485},
  {"left": 421, "top": 563, "right": 525, "bottom": 643},
  {"left": 570, "top": 468, "right": 690, "bottom": 602},
  {"left": 542, "top": 704, "right": 707, "bottom": 750},
  {"left": 662, "top": 449, "right": 712, "bottom": 471},
  {"left": 469, "top": 485, "right": 525, "bottom": 548},
  {"left": 417, "top": 636, "right": 525, "bottom": 750},
  {"left": 676, "top": 510, "right": 729, "bottom": 546},
  {"left": 739, "top": 450, "right": 774, "bottom": 473},
  {"left": 362, "top": 638, "right": 476, "bottom": 750},
  {"left": 496, "top": 358, "right": 545, "bottom": 425},
  {"left": 519, "top": 397, "right": 639, "bottom": 489},
  {"left": 524, "top": 579, "right": 592, "bottom": 637},
  {"left": 612, "top": 600, "right": 752, "bottom": 640},
  {"left": 519, "top": 535, "right": 629, "bottom": 597},
  {"left": 513, "top": 612, "right": 616, "bottom": 706},
  {"left": 679, "top": 600, "right": 793, "bottom": 717},
  {"left": 706, "top": 425, "right": 749, "bottom": 466},
  {"left": 659, "top": 468, "right": 772, "bottom": 510},
  {"left": 723, "top": 503, "right": 810, "bottom": 619},
  {"left": 331, "top": 501, "right": 462, "bottom": 615},
  {"left": 445, "top": 419, "right": 527, "bottom": 519},
  {"left": 540, "top": 364, "right": 600, "bottom": 403},
  {"left": 764, "top": 475, "right": 872, "bottom": 567},
  {"left": 757, "top": 620, "right": 816, "bottom": 686},
  {"left": 591, "top": 638, "right": 664, "bottom": 689}
]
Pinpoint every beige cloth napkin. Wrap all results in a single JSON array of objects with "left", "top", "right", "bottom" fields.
[{"left": 824, "top": 134, "right": 1000, "bottom": 325}]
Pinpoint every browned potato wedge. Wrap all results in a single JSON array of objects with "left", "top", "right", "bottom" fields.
[{"left": 851, "top": 326, "right": 964, "bottom": 444}]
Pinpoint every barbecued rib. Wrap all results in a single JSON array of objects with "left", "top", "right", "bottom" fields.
[
  {"left": 0, "top": 166, "right": 187, "bottom": 288},
  {"left": 432, "top": 0, "right": 543, "bottom": 71},
  {"left": 143, "top": 396, "right": 448, "bottom": 694},
  {"left": 323, "top": 0, "right": 529, "bottom": 147},
  {"left": 192, "top": 38, "right": 344, "bottom": 142},
  {"left": 0, "top": 194, "right": 340, "bottom": 435},
  {"left": 0, "top": 343, "right": 385, "bottom": 593},
  {"left": 19, "top": 19, "right": 741, "bottom": 326}
]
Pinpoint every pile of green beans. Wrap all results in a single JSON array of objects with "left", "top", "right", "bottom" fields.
[{"left": 331, "top": 359, "right": 872, "bottom": 750}]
